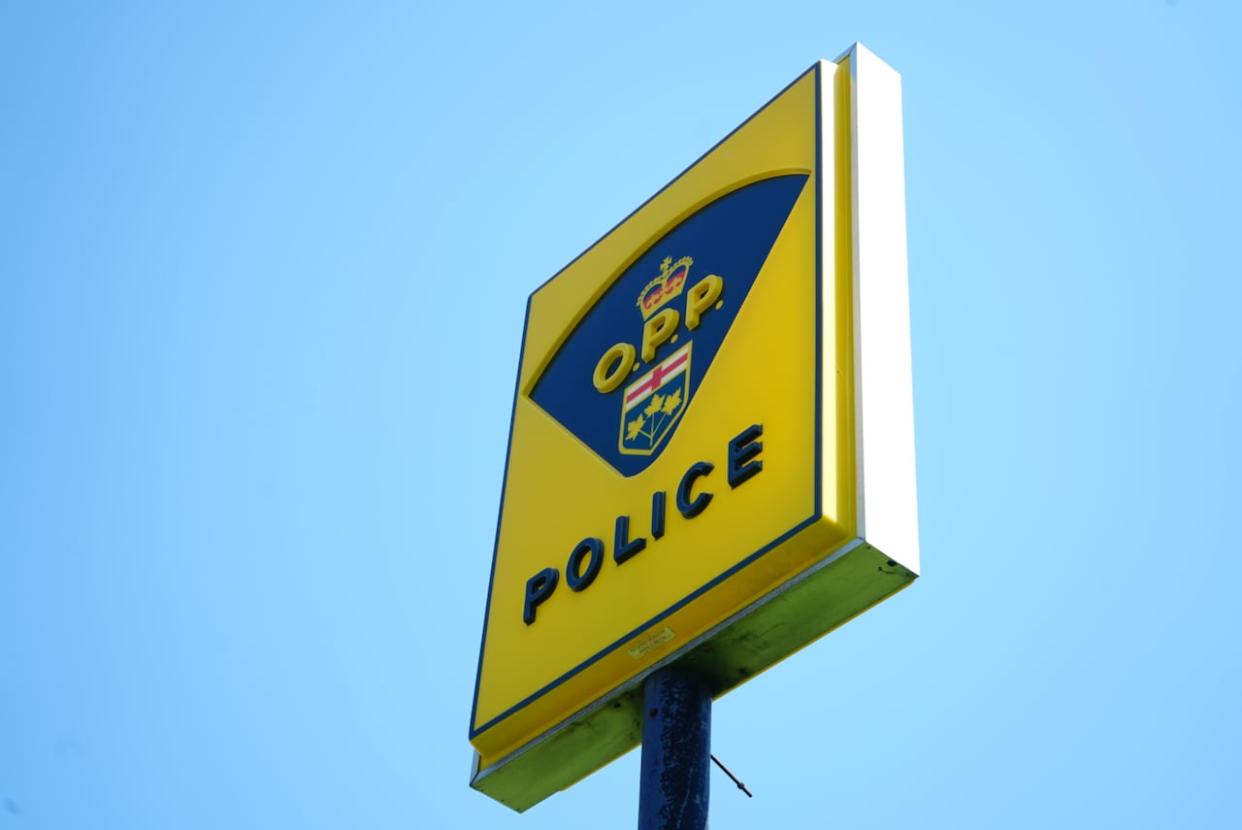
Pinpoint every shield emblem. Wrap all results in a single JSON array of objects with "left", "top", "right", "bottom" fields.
[{"left": 619, "top": 343, "right": 691, "bottom": 455}]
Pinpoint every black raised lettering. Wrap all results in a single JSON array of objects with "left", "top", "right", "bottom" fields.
[
  {"left": 523, "top": 567, "right": 559, "bottom": 625},
  {"left": 728, "top": 424, "right": 764, "bottom": 488},
  {"left": 566, "top": 537, "right": 604, "bottom": 591},
  {"left": 677, "top": 461, "right": 714, "bottom": 518},
  {"left": 613, "top": 515, "right": 647, "bottom": 565},
  {"left": 651, "top": 491, "right": 667, "bottom": 540}
]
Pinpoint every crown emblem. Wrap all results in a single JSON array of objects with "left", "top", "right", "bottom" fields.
[{"left": 636, "top": 256, "right": 692, "bottom": 320}]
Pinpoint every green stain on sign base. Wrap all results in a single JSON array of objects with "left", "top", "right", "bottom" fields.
[{"left": 470, "top": 541, "right": 916, "bottom": 812}]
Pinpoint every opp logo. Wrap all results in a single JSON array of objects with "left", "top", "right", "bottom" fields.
[{"left": 530, "top": 174, "right": 807, "bottom": 476}]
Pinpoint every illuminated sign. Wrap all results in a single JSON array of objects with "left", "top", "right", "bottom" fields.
[{"left": 470, "top": 44, "right": 919, "bottom": 812}]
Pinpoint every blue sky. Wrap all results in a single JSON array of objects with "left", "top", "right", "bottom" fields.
[{"left": 2, "top": 1, "right": 1240, "bottom": 828}]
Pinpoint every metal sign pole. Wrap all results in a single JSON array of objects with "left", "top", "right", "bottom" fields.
[{"left": 638, "top": 666, "right": 710, "bottom": 830}]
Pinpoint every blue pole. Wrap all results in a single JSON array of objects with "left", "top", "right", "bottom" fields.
[{"left": 638, "top": 666, "right": 710, "bottom": 830}]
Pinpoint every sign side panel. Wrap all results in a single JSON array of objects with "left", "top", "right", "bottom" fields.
[{"left": 851, "top": 44, "right": 919, "bottom": 573}]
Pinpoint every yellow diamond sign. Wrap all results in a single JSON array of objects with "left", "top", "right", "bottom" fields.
[{"left": 470, "top": 45, "right": 919, "bottom": 811}]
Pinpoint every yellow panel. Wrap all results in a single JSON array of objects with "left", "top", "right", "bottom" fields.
[{"left": 471, "top": 63, "right": 855, "bottom": 768}]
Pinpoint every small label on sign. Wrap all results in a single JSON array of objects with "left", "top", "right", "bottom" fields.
[{"left": 626, "top": 627, "right": 676, "bottom": 659}]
